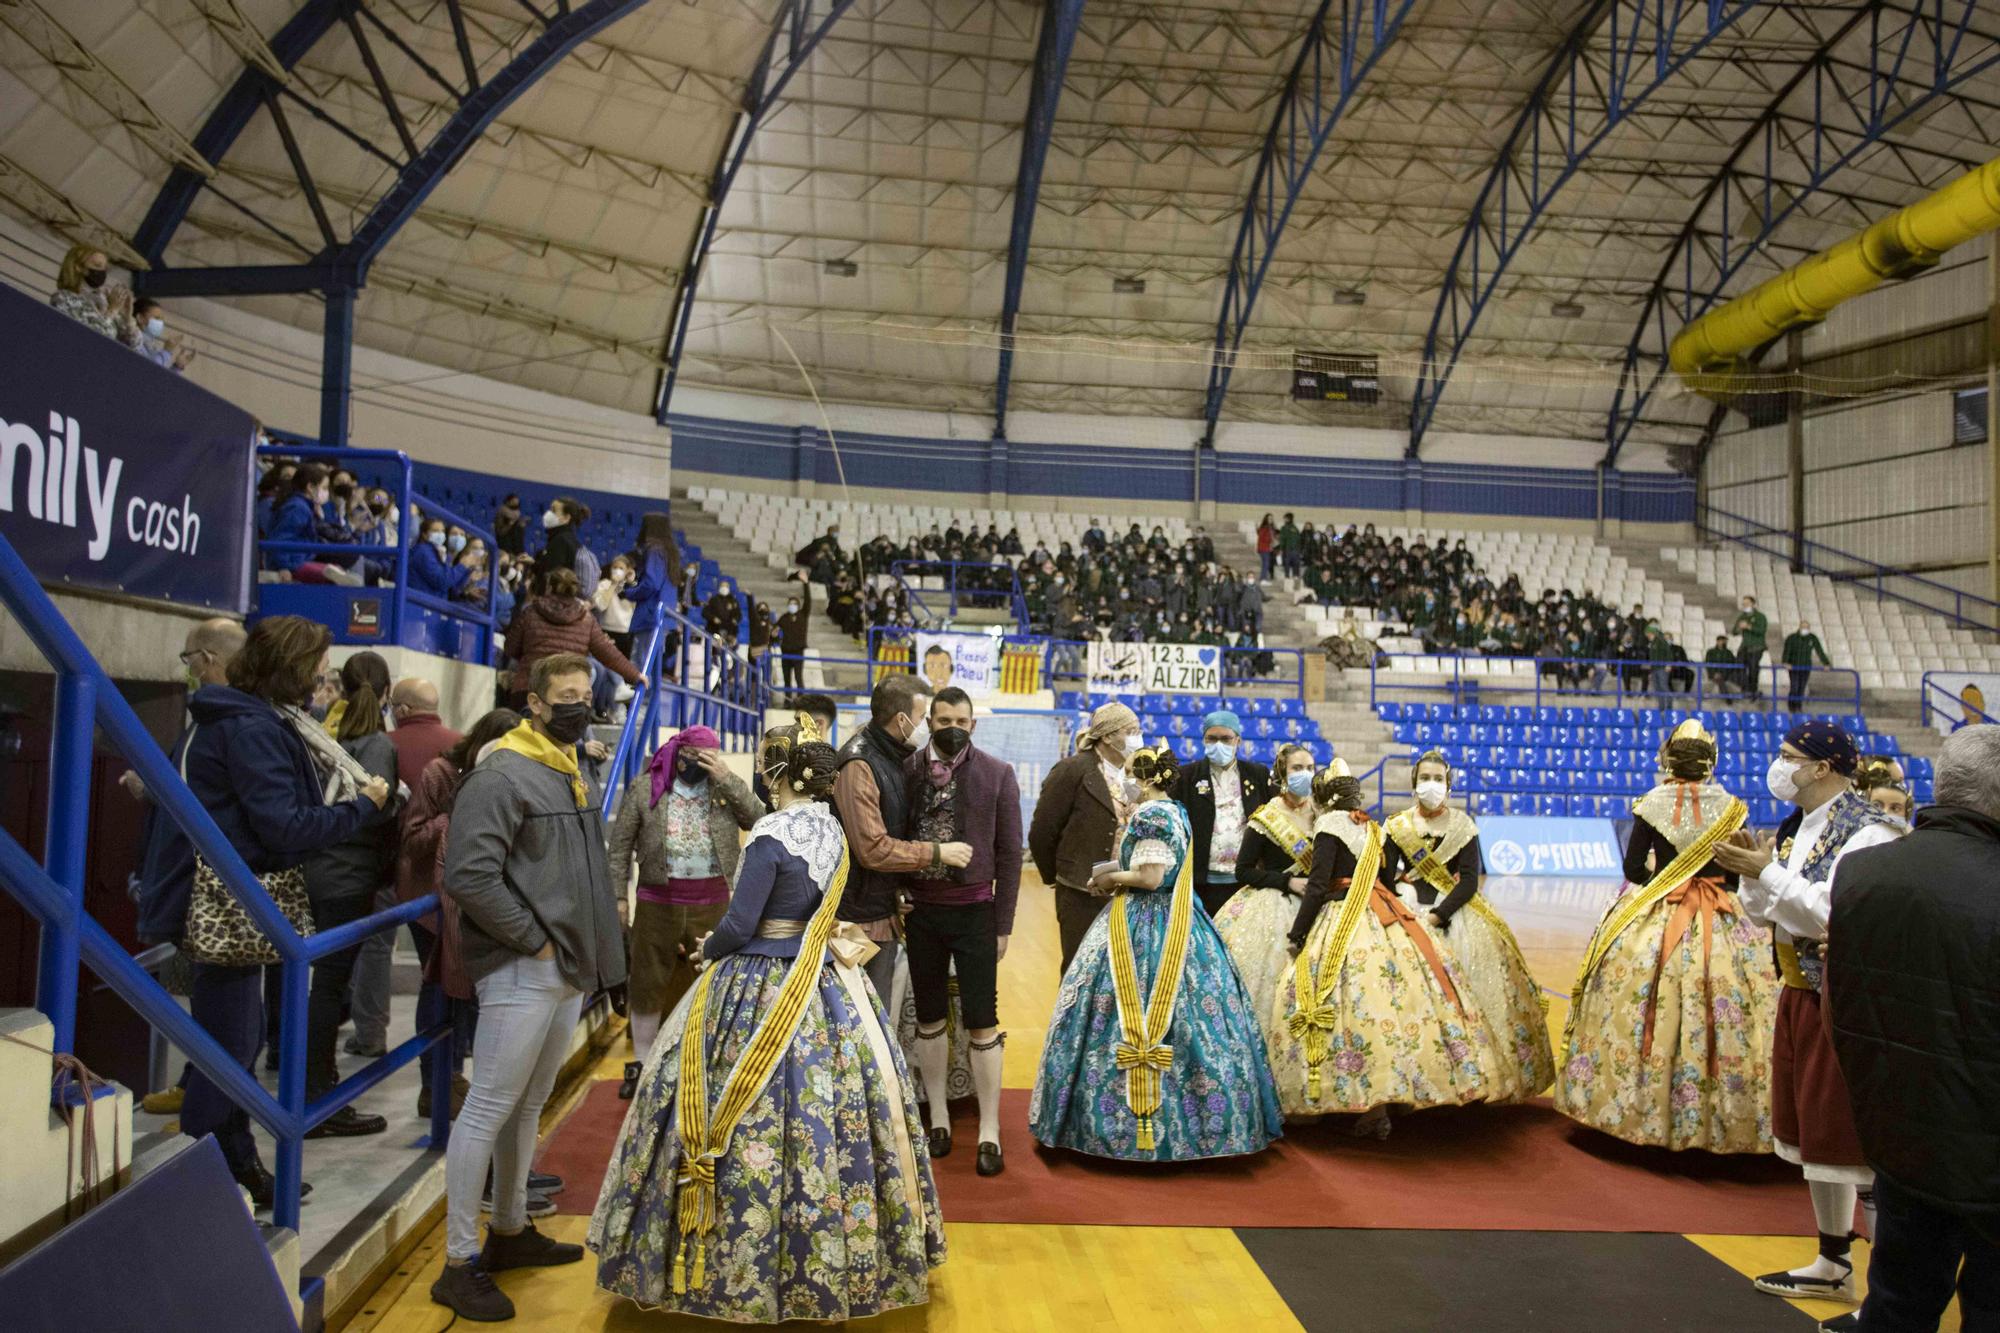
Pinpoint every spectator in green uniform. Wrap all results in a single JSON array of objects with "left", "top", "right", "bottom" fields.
[
  {"left": 1782, "top": 619, "right": 1832, "bottom": 714},
  {"left": 1277, "top": 512, "right": 1302, "bottom": 577},
  {"left": 1732, "top": 595, "right": 1769, "bottom": 699}
]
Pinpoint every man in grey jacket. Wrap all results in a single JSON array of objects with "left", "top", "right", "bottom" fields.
[{"left": 433, "top": 652, "right": 626, "bottom": 1323}]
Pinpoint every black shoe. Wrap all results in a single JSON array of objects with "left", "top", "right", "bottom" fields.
[
  {"left": 232, "top": 1160, "right": 312, "bottom": 1211},
  {"left": 1819, "top": 1317, "right": 1860, "bottom": 1332},
  {"left": 928, "top": 1126, "right": 951, "bottom": 1158},
  {"left": 344, "top": 1035, "right": 387, "bottom": 1058},
  {"left": 305, "top": 1105, "right": 389, "bottom": 1139},
  {"left": 482, "top": 1220, "right": 585, "bottom": 1272},
  {"left": 977, "top": 1142, "right": 1004, "bottom": 1177},
  {"left": 481, "top": 1183, "right": 556, "bottom": 1218},
  {"left": 618, "top": 1060, "right": 641, "bottom": 1101},
  {"left": 528, "top": 1170, "right": 563, "bottom": 1196},
  {"left": 263, "top": 1049, "right": 280, "bottom": 1073},
  {"left": 1754, "top": 1263, "right": 1855, "bottom": 1301},
  {"left": 431, "top": 1260, "right": 514, "bottom": 1323}
]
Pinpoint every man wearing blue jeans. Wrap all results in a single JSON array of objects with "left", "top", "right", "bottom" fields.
[{"left": 435, "top": 653, "right": 626, "bottom": 1322}]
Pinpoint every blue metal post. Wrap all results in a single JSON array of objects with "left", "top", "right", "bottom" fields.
[
  {"left": 36, "top": 673, "right": 95, "bottom": 1054},
  {"left": 320, "top": 285, "right": 355, "bottom": 449},
  {"left": 273, "top": 955, "right": 311, "bottom": 1234}
]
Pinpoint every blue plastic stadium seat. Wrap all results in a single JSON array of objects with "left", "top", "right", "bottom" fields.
[
  {"left": 1378, "top": 702, "right": 1405, "bottom": 723},
  {"left": 1534, "top": 707, "right": 1560, "bottom": 725},
  {"left": 1171, "top": 737, "right": 1200, "bottom": 761},
  {"left": 1505, "top": 706, "right": 1532, "bottom": 724},
  {"left": 1308, "top": 740, "right": 1334, "bottom": 764},
  {"left": 1477, "top": 705, "right": 1505, "bottom": 724},
  {"left": 1278, "top": 698, "right": 1306, "bottom": 718}
]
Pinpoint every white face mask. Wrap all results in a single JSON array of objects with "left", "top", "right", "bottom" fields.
[
  {"left": 144, "top": 316, "right": 165, "bottom": 338},
  {"left": 902, "top": 714, "right": 929, "bottom": 753},
  {"left": 1120, "top": 731, "right": 1142, "bottom": 755},
  {"left": 1121, "top": 776, "right": 1144, "bottom": 803},
  {"left": 542, "top": 508, "right": 562, "bottom": 528},
  {"left": 1766, "top": 755, "right": 1802, "bottom": 804},
  {"left": 1415, "top": 780, "right": 1448, "bottom": 810}
]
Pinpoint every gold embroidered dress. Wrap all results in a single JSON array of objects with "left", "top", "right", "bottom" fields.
[
  {"left": 1213, "top": 797, "right": 1315, "bottom": 1051},
  {"left": 1555, "top": 780, "right": 1778, "bottom": 1152},
  {"left": 1384, "top": 806, "right": 1554, "bottom": 1100},
  {"left": 1268, "top": 811, "right": 1503, "bottom": 1119}
]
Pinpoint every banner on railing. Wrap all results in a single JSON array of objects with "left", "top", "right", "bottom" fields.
[
  {"left": 1087, "top": 640, "right": 1222, "bottom": 696},
  {"left": 916, "top": 630, "right": 1000, "bottom": 698},
  {"left": 1479, "top": 816, "right": 1623, "bottom": 878},
  {"left": 0, "top": 283, "right": 256, "bottom": 613},
  {"left": 1925, "top": 671, "right": 1999, "bottom": 734}
]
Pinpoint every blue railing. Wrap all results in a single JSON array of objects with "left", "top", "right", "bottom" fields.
[
  {"left": 0, "top": 531, "right": 454, "bottom": 1280},
  {"left": 1918, "top": 670, "right": 2000, "bottom": 732},
  {"left": 600, "top": 604, "right": 770, "bottom": 819},
  {"left": 1367, "top": 650, "right": 1864, "bottom": 716},
  {"left": 888, "top": 560, "right": 1028, "bottom": 629},
  {"left": 1698, "top": 502, "right": 2000, "bottom": 636},
  {"left": 255, "top": 444, "right": 499, "bottom": 666}
]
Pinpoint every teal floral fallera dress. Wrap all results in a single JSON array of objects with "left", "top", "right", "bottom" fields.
[
  {"left": 589, "top": 803, "right": 946, "bottom": 1323},
  {"left": 1029, "top": 799, "right": 1284, "bottom": 1161}
]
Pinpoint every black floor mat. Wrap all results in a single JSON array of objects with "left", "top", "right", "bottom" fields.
[{"left": 1236, "top": 1229, "right": 1824, "bottom": 1333}]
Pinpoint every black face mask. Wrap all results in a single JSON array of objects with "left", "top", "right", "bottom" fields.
[
  {"left": 541, "top": 700, "right": 592, "bottom": 746},
  {"left": 84, "top": 268, "right": 107, "bottom": 289},
  {"left": 675, "top": 754, "right": 706, "bottom": 784},
  {"left": 932, "top": 725, "right": 971, "bottom": 758}
]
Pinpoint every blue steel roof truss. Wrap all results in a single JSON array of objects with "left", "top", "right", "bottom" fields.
[
  {"left": 1406, "top": 0, "right": 1765, "bottom": 457},
  {"left": 1602, "top": 0, "right": 2000, "bottom": 464},
  {"left": 1200, "top": 0, "right": 1417, "bottom": 446}
]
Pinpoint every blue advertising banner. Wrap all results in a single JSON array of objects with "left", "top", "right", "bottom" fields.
[
  {"left": 1479, "top": 815, "right": 1624, "bottom": 879},
  {"left": 0, "top": 281, "right": 255, "bottom": 613}
]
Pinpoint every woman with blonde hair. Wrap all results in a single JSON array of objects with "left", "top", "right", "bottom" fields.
[
  {"left": 1029, "top": 741, "right": 1282, "bottom": 1161},
  {"left": 1555, "top": 720, "right": 1778, "bottom": 1151},
  {"left": 51, "top": 243, "right": 137, "bottom": 343},
  {"left": 1270, "top": 760, "right": 1502, "bottom": 1136},
  {"left": 1213, "top": 741, "right": 1319, "bottom": 1048}
]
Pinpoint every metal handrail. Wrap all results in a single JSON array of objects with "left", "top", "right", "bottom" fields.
[
  {"left": 1366, "top": 650, "right": 1864, "bottom": 716},
  {"left": 1918, "top": 670, "right": 2000, "bottom": 730},
  {"left": 887, "top": 559, "right": 1028, "bottom": 629},
  {"left": 0, "top": 529, "right": 453, "bottom": 1258},
  {"left": 1697, "top": 501, "right": 2000, "bottom": 635}
]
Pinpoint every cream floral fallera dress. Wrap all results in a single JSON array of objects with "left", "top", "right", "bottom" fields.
[
  {"left": 1555, "top": 780, "right": 1778, "bottom": 1152},
  {"left": 1213, "top": 797, "right": 1316, "bottom": 1053}
]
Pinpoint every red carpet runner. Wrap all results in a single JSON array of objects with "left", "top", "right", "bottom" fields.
[{"left": 538, "top": 1082, "right": 1813, "bottom": 1235}]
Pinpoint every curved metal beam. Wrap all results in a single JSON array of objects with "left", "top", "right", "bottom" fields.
[
  {"left": 1406, "top": 0, "right": 1763, "bottom": 457},
  {"left": 1602, "top": 0, "right": 2000, "bottom": 463},
  {"left": 992, "top": 0, "right": 1089, "bottom": 441},
  {"left": 1199, "top": 0, "right": 1417, "bottom": 446},
  {"left": 653, "top": 0, "right": 863, "bottom": 425}
]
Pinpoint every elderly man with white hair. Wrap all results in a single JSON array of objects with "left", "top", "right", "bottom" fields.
[{"left": 1820, "top": 724, "right": 2000, "bottom": 1333}]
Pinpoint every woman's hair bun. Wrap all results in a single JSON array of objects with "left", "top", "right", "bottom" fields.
[{"left": 1127, "top": 743, "right": 1179, "bottom": 792}]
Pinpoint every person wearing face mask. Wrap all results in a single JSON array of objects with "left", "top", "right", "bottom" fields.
[
  {"left": 1212, "top": 742, "right": 1320, "bottom": 1049},
  {"left": 774, "top": 573, "right": 814, "bottom": 697},
  {"left": 267, "top": 464, "right": 367, "bottom": 586},
  {"left": 1782, "top": 620, "right": 1833, "bottom": 714},
  {"left": 504, "top": 567, "right": 641, "bottom": 710},
  {"left": 592, "top": 555, "right": 638, "bottom": 657},
  {"left": 606, "top": 725, "right": 765, "bottom": 1099},
  {"left": 1030, "top": 701, "right": 1145, "bottom": 972},
  {"left": 898, "top": 688, "right": 1021, "bottom": 1176},
  {"left": 410, "top": 517, "right": 473, "bottom": 598},
  {"left": 1558, "top": 721, "right": 1777, "bottom": 1151},
  {"left": 50, "top": 242, "right": 138, "bottom": 343},
  {"left": 1710, "top": 723, "right": 1901, "bottom": 1308},
  {"left": 1733, "top": 595, "right": 1770, "bottom": 700},
  {"left": 1852, "top": 759, "right": 1915, "bottom": 832},
  {"left": 435, "top": 654, "right": 627, "bottom": 1322},
  {"left": 1275, "top": 760, "right": 1502, "bottom": 1136},
  {"left": 493, "top": 494, "right": 527, "bottom": 557},
  {"left": 1384, "top": 752, "right": 1552, "bottom": 1101},
  {"left": 1030, "top": 742, "right": 1282, "bottom": 1161},
  {"left": 130, "top": 297, "right": 195, "bottom": 371},
  {"left": 1170, "top": 709, "right": 1273, "bottom": 918},
  {"left": 702, "top": 579, "right": 741, "bottom": 644},
  {"left": 833, "top": 675, "right": 974, "bottom": 1004}
]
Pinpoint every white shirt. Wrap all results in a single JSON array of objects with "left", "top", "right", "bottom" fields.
[{"left": 1737, "top": 796, "right": 1900, "bottom": 943}]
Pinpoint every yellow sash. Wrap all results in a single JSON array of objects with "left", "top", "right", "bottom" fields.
[
  {"left": 1288, "top": 820, "right": 1385, "bottom": 1103},
  {"left": 672, "top": 846, "right": 850, "bottom": 1293},
  {"left": 1106, "top": 834, "right": 1198, "bottom": 1151},
  {"left": 1248, "top": 800, "right": 1314, "bottom": 875},
  {"left": 1383, "top": 815, "right": 1541, "bottom": 1008},
  {"left": 1562, "top": 799, "right": 1745, "bottom": 1055},
  {"left": 490, "top": 720, "right": 587, "bottom": 807}
]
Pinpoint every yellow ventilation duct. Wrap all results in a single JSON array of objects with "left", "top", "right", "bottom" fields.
[{"left": 1670, "top": 153, "right": 2000, "bottom": 395}]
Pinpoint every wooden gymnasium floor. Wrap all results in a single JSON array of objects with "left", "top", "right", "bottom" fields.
[{"left": 345, "top": 873, "right": 1962, "bottom": 1333}]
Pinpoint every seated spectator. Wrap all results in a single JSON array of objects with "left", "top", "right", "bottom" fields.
[
  {"left": 268, "top": 464, "right": 369, "bottom": 587},
  {"left": 703, "top": 578, "right": 741, "bottom": 643},
  {"left": 503, "top": 566, "right": 642, "bottom": 710},
  {"left": 411, "top": 517, "right": 473, "bottom": 599},
  {"left": 1703, "top": 634, "right": 1741, "bottom": 697},
  {"left": 179, "top": 616, "right": 392, "bottom": 1207},
  {"left": 347, "top": 486, "right": 398, "bottom": 548},
  {"left": 131, "top": 297, "right": 195, "bottom": 372},
  {"left": 452, "top": 541, "right": 491, "bottom": 609},
  {"left": 50, "top": 243, "right": 137, "bottom": 344}
]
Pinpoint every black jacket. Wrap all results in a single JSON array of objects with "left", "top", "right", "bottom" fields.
[
  {"left": 835, "top": 723, "right": 914, "bottom": 925},
  {"left": 1826, "top": 805, "right": 2000, "bottom": 1220},
  {"left": 1170, "top": 757, "right": 1272, "bottom": 884}
]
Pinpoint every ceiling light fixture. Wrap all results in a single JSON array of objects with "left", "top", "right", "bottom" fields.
[
  {"left": 1112, "top": 277, "right": 1146, "bottom": 294},
  {"left": 1333, "top": 288, "right": 1367, "bottom": 306},
  {"left": 823, "top": 258, "right": 858, "bottom": 277},
  {"left": 1550, "top": 300, "right": 1585, "bottom": 318}
]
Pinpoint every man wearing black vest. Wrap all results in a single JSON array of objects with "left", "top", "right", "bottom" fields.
[
  {"left": 1171, "top": 707, "right": 1274, "bottom": 916},
  {"left": 833, "top": 673, "right": 972, "bottom": 1002},
  {"left": 1821, "top": 724, "right": 2000, "bottom": 1333}
]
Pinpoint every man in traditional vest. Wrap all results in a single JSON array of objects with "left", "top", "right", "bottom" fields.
[
  {"left": 1713, "top": 720, "right": 1900, "bottom": 1310},
  {"left": 833, "top": 673, "right": 973, "bottom": 1003}
]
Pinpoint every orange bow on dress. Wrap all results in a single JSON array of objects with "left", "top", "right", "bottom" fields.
[{"left": 1640, "top": 875, "right": 1732, "bottom": 1076}]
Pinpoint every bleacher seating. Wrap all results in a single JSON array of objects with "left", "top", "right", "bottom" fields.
[
  {"left": 1052, "top": 692, "right": 1331, "bottom": 766},
  {"left": 1662, "top": 545, "right": 2000, "bottom": 690},
  {"left": 1376, "top": 701, "right": 1925, "bottom": 825}
]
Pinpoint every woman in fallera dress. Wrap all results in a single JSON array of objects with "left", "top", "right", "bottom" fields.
[
  {"left": 589, "top": 725, "right": 945, "bottom": 1323},
  {"left": 1383, "top": 751, "right": 1555, "bottom": 1100},
  {"left": 1029, "top": 742, "right": 1283, "bottom": 1162},
  {"left": 1270, "top": 761, "right": 1503, "bottom": 1137},
  {"left": 1213, "top": 743, "right": 1320, "bottom": 1048},
  {"left": 1554, "top": 720, "right": 1778, "bottom": 1152}
]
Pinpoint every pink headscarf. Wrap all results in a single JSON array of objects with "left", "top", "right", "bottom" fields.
[{"left": 647, "top": 725, "right": 720, "bottom": 807}]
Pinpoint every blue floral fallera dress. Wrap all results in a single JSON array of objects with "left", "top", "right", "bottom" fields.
[
  {"left": 1029, "top": 799, "right": 1284, "bottom": 1161},
  {"left": 589, "top": 803, "right": 946, "bottom": 1323}
]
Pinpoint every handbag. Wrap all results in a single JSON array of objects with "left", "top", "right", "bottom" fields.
[{"left": 175, "top": 722, "right": 317, "bottom": 967}]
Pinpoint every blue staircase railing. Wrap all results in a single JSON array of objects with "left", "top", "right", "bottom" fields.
[
  {"left": 0, "top": 530, "right": 454, "bottom": 1295},
  {"left": 888, "top": 560, "right": 1028, "bottom": 629}
]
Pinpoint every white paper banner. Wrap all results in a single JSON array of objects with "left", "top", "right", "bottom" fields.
[
  {"left": 1925, "top": 671, "right": 2000, "bottom": 734},
  {"left": 1087, "top": 640, "right": 1222, "bottom": 696},
  {"left": 917, "top": 631, "right": 999, "bottom": 698}
]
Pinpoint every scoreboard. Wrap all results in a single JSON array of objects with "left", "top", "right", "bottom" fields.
[{"left": 1292, "top": 351, "right": 1379, "bottom": 405}]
